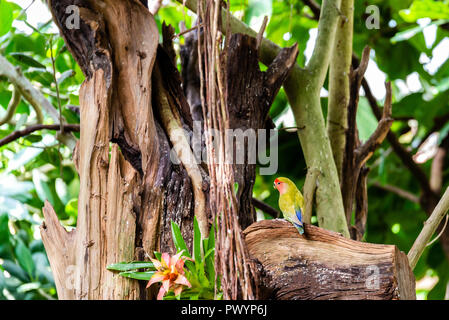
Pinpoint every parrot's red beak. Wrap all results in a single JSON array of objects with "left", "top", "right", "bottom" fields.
[{"left": 273, "top": 178, "right": 279, "bottom": 190}]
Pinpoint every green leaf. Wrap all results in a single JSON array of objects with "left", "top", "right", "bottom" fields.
[
  {"left": 0, "top": 270, "right": 5, "bottom": 293},
  {"left": 65, "top": 198, "right": 78, "bottom": 217},
  {"left": 205, "top": 225, "right": 215, "bottom": 286},
  {"left": 6, "top": 146, "right": 43, "bottom": 173},
  {"left": 9, "top": 52, "right": 46, "bottom": 69},
  {"left": 118, "top": 271, "right": 155, "bottom": 281},
  {"left": 0, "top": 212, "right": 9, "bottom": 244},
  {"left": 391, "top": 20, "right": 449, "bottom": 43},
  {"left": 17, "top": 282, "right": 41, "bottom": 293},
  {"left": 32, "top": 169, "right": 56, "bottom": 205},
  {"left": 55, "top": 178, "right": 69, "bottom": 205},
  {"left": 203, "top": 247, "right": 214, "bottom": 261},
  {"left": 57, "top": 69, "right": 75, "bottom": 85},
  {"left": 207, "top": 224, "right": 215, "bottom": 252},
  {"left": 154, "top": 251, "right": 162, "bottom": 261},
  {"left": 193, "top": 217, "right": 202, "bottom": 264},
  {"left": 14, "top": 239, "right": 35, "bottom": 279},
  {"left": 107, "top": 261, "right": 155, "bottom": 272},
  {"left": 399, "top": 0, "right": 449, "bottom": 23},
  {"left": 0, "top": 0, "right": 14, "bottom": 37},
  {"left": 439, "top": 122, "right": 449, "bottom": 145},
  {"left": 1, "top": 259, "right": 30, "bottom": 282},
  {"left": 24, "top": 135, "right": 43, "bottom": 143},
  {"left": 5, "top": 33, "right": 47, "bottom": 57},
  {"left": 170, "top": 221, "right": 191, "bottom": 259},
  {"left": 356, "top": 97, "right": 378, "bottom": 142},
  {"left": 24, "top": 68, "right": 54, "bottom": 87}
]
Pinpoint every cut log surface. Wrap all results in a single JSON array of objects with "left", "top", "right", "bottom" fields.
[{"left": 243, "top": 219, "right": 416, "bottom": 300}]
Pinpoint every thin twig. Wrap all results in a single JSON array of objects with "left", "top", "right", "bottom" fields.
[
  {"left": 256, "top": 16, "right": 269, "bottom": 50},
  {"left": 301, "top": 0, "right": 321, "bottom": 19},
  {"left": 174, "top": 23, "right": 204, "bottom": 39},
  {"left": 0, "top": 124, "right": 80, "bottom": 147},
  {"left": 427, "top": 214, "right": 449, "bottom": 247},
  {"left": 0, "top": 85, "right": 21, "bottom": 126},
  {"left": 356, "top": 82, "right": 393, "bottom": 166},
  {"left": 252, "top": 197, "right": 280, "bottom": 218},
  {"left": 408, "top": 187, "right": 449, "bottom": 269},
  {"left": 358, "top": 61, "right": 438, "bottom": 201},
  {"left": 0, "top": 54, "right": 76, "bottom": 149},
  {"left": 371, "top": 181, "right": 420, "bottom": 204},
  {"left": 49, "top": 36, "right": 64, "bottom": 135}
]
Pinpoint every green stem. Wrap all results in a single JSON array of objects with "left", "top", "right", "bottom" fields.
[
  {"left": 0, "top": 85, "right": 21, "bottom": 126},
  {"left": 327, "top": 0, "right": 354, "bottom": 180}
]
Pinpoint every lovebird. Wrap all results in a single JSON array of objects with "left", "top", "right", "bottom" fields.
[{"left": 273, "top": 177, "right": 305, "bottom": 235}]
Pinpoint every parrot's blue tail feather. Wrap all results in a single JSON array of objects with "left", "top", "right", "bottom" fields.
[
  {"left": 295, "top": 208, "right": 303, "bottom": 224},
  {"left": 293, "top": 222, "right": 304, "bottom": 235}
]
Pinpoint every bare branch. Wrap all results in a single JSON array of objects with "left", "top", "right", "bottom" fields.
[
  {"left": 430, "top": 135, "right": 449, "bottom": 193},
  {"left": 371, "top": 181, "right": 420, "bottom": 204},
  {"left": 0, "top": 54, "right": 76, "bottom": 149},
  {"left": 352, "top": 166, "right": 369, "bottom": 240},
  {"left": 256, "top": 16, "right": 269, "bottom": 50},
  {"left": 0, "top": 124, "right": 80, "bottom": 147},
  {"left": 356, "top": 82, "right": 393, "bottom": 166},
  {"left": 252, "top": 198, "right": 280, "bottom": 218},
  {"left": 301, "top": 0, "right": 321, "bottom": 19},
  {"left": 408, "top": 187, "right": 449, "bottom": 269},
  {"left": 361, "top": 76, "right": 438, "bottom": 201},
  {"left": 0, "top": 85, "right": 21, "bottom": 126}
]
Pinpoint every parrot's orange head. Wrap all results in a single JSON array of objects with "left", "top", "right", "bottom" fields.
[{"left": 273, "top": 177, "right": 290, "bottom": 195}]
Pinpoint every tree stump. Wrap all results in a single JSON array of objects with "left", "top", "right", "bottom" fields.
[{"left": 243, "top": 219, "right": 416, "bottom": 300}]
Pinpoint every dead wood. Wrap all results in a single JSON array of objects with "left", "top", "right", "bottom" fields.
[{"left": 244, "top": 219, "right": 416, "bottom": 300}]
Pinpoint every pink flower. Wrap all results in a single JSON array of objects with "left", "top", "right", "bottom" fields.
[{"left": 146, "top": 251, "right": 192, "bottom": 300}]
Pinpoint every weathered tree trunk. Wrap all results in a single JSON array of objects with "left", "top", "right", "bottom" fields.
[
  {"left": 41, "top": 0, "right": 297, "bottom": 300},
  {"left": 41, "top": 0, "right": 198, "bottom": 299},
  {"left": 244, "top": 220, "right": 416, "bottom": 300}
]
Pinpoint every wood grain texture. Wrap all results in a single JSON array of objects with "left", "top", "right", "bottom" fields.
[
  {"left": 244, "top": 219, "right": 416, "bottom": 300},
  {"left": 43, "top": 0, "right": 196, "bottom": 300}
]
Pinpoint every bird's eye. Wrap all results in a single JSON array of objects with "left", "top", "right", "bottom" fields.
[{"left": 277, "top": 182, "right": 280, "bottom": 185}]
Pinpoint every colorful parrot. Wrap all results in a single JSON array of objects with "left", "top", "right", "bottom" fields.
[{"left": 273, "top": 177, "right": 305, "bottom": 235}]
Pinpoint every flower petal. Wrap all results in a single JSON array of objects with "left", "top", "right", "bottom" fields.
[
  {"left": 173, "top": 285, "right": 184, "bottom": 297},
  {"left": 175, "top": 257, "right": 186, "bottom": 272},
  {"left": 174, "top": 274, "right": 191, "bottom": 288},
  {"left": 146, "top": 273, "right": 165, "bottom": 288},
  {"left": 150, "top": 257, "right": 163, "bottom": 270},
  {"left": 157, "top": 287, "right": 167, "bottom": 300},
  {"left": 171, "top": 250, "right": 184, "bottom": 267},
  {"left": 162, "top": 279, "right": 171, "bottom": 292},
  {"left": 161, "top": 253, "right": 170, "bottom": 268}
]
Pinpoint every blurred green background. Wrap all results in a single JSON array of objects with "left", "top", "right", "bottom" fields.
[{"left": 0, "top": 0, "right": 448, "bottom": 299}]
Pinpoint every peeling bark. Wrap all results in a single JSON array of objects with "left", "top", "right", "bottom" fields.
[
  {"left": 244, "top": 220, "right": 416, "bottom": 300},
  {"left": 42, "top": 0, "right": 297, "bottom": 300},
  {"left": 42, "top": 0, "right": 195, "bottom": 299}
]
